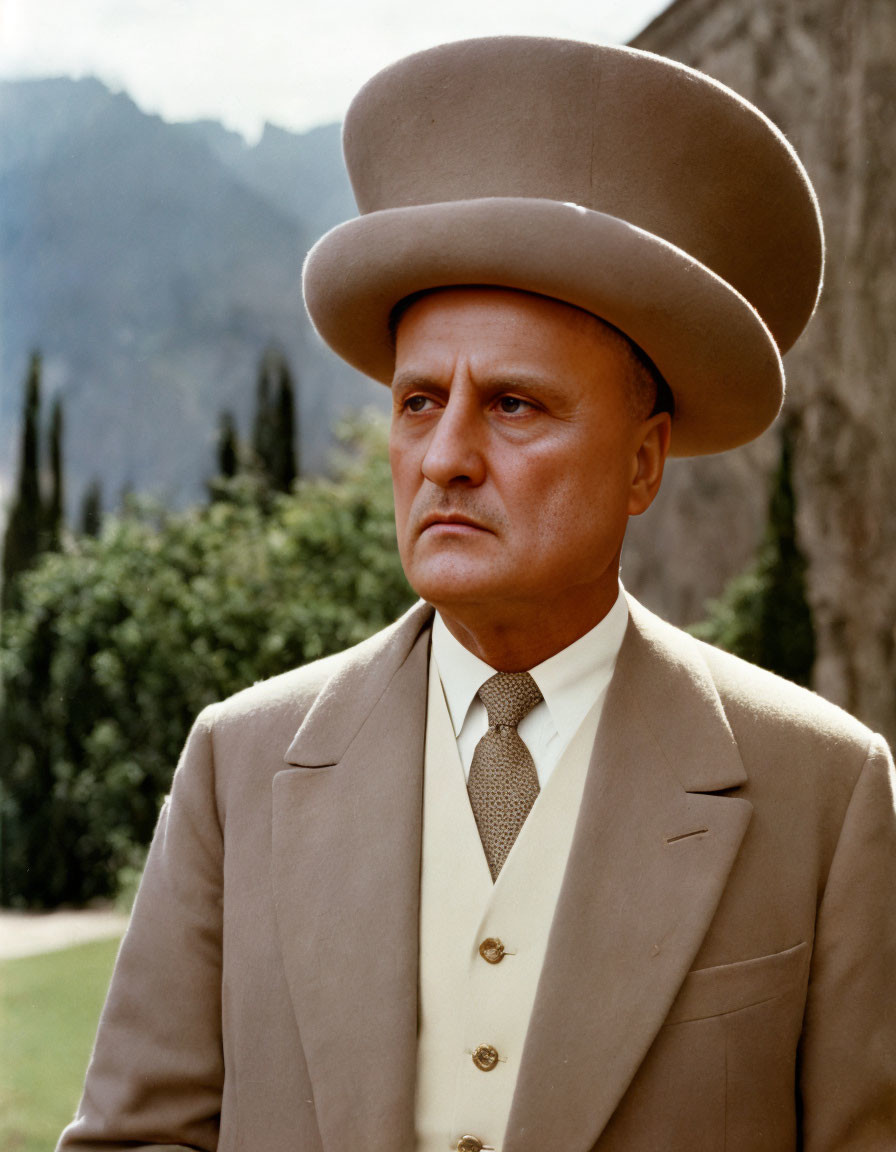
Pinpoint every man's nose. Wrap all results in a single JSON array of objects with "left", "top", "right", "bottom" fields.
[{"left": 420, "top": 392, "right": 486, "bottom": 488}]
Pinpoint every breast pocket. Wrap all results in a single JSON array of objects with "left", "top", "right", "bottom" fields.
[
  {"left": 666, "top": 940, "right": 809, "bottom": 1024},
  {"left": 597, "top": 943, "right": 810, "bottom": 1152}
]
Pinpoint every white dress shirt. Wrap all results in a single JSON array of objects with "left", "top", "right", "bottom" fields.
[{"left": 431, "top": 584, "right": 630, "bottom": 788}]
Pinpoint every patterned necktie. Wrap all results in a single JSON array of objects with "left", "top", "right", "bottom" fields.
[{"left": 467, "top": 671, "right": 544, "bottom": 881}]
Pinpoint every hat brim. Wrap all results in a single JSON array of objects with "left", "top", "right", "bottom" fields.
[{"left": 302, "top": 197, "right": 784, "bottom": 456}]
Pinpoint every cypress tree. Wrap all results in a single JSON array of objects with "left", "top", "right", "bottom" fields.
[
  {"left": 218, "top": 411, "right": 239, "bottom": 480},
  {"left": 272, "top": 360, "right": 298, "bottom": 493},
  {"left": 44, "top": 396, "right": 64, "bottom": 551},
  {"left": 690, "top": 425, "right": 816, "bottom": 687},
  {"left": 754, "top": 426, "right": 816, "bottom": 685},
  {"left": 2, "top": 352, "right": 45, "bottom": 611},
  {"left": 79, "top": 480, "right": 103, "bottom": 537},
  {"left": 252, "top": 353, "right": 276, "bottom": 482},
  {"left": 251, "top": 348, "right": 299, "bottom": 494}
]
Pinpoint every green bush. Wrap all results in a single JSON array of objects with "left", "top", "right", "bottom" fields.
[{"left": 0, "top": 418, "right": 415, "bottom": 908}]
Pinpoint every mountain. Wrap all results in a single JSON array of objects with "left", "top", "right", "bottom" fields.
[
  {"left": 0, "top": 76, "right": 384, "bottom": 512},
  {"left": 176, "top": 118, "right": 358, "bottom": 246}
]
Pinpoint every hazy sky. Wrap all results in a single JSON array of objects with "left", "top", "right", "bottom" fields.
[{"left": 0, "top": 0, "right": 669, "bottom": 140}]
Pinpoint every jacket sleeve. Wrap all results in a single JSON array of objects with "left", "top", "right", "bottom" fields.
[
  {"left": 799, "top": 733, "right": 896, "bottom": 1151},
  {"left": 57, "top": 706, "right": 225, "bottom": 1151}
]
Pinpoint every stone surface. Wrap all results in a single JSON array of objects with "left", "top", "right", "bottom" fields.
[{"left": 624, "top": 0, "right": 896, "bottom": 744}]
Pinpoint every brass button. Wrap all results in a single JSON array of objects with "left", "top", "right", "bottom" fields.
[
  {"left": 479, "top": 937, "right": 506, "bottom": 964},
  {"left": 456, "top": 1137, "right": 484, "bottom": 1152},
  {"left": 471, "top": 1043, "right": 500, "bottom": 1071}
]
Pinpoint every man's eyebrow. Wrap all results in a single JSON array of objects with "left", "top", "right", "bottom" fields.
[
  {"left": 391, "top": 371, "right": 441, "bottom": 394},
  {"left": 482, "top": 372, "right": 561, "bottom": 395},
  {"left": 391, "top": 369, "right": 565, "bottom": 398}
]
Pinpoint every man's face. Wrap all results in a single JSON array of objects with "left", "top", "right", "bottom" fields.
[{"left": 389, "top": 287, "right": 668, "bottom": 653}]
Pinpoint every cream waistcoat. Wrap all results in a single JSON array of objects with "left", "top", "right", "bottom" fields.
[{"left": 415, "top": 650, "right": 603, "bottom": 1152}]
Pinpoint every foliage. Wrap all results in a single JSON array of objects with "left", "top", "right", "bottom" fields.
[
  {"left": 0, "top": 937, "right": 123, "bottom": 1152},
  {"left": 0, "top": 417, "right": 414, "bottom": 908},
  {"left": 690, "top": 428, "right": 816, "bottom": 686}
]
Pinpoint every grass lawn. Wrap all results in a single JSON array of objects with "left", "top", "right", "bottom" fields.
[{"left": 0, "top": 936, "right": 122, "bottom": 1152}]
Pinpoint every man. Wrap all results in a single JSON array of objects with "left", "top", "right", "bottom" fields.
[{"left": 60, "top": 37, "right": 895, "bottom": 1152}]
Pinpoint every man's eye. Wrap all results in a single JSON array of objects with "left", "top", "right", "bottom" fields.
[
  {"left": 405, "top": 395, "right": 431, "bottom": 412},
  {"left": 497, "top": 396, "right": 529, "bottom": 414}
]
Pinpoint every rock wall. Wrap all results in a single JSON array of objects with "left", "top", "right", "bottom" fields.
[{"left": 624, "top": 0, "right": 896, "bottom": 744}]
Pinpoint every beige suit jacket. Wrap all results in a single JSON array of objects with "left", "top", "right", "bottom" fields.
[{"left": 59, "top": 596, "right": 896, "bottom": 1152}]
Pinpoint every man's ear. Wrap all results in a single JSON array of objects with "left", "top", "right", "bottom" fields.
[{"left": 628, "top": 412, "right": 672, "bottom": 517}]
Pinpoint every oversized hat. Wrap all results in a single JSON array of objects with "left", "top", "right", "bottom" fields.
[{"left": 302, "top": 37, "right": 824, "bottom": 455}]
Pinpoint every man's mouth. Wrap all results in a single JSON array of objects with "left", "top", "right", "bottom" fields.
[{"left": 418, "top": 511, "right": 492, "bottom": 534}]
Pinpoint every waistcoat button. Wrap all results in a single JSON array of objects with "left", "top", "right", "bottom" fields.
[
  {"left": 472, "top": 1043, "right": 500, "bottom": 1071},
  {"left": 479, "top": 937, "right": 506, "bottom": 964},
  {"left": 456, "top": 1137, "right": 484, "bottom": 1152}
]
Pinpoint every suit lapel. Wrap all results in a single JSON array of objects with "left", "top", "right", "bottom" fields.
[
  {"left": 505, "top": 598, "right": 753, "bottom": 1152},
  {"left": 271, "top": 602, "right": 433, "bottom": 1152}
]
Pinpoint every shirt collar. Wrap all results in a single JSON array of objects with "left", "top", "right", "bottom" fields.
[{"left": 432, "top": 584, "right": 629, "bottom": 744}]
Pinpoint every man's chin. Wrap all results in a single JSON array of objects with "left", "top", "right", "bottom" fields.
[{"left": 404, "top": 563, "right": 511, "bottom": 611}]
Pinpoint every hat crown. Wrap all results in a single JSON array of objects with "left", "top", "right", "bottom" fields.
[{"left": 343, "top": 37, "right": 823, "bottom": 352}]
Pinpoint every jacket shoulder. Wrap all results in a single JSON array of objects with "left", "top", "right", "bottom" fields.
[
  {"left": 198, "top": 599, "right": 433, "bottom": 739},
  {"left": 204, "top": 648, "right": 345, "bottom": 729},
  {"left": 695, "top": 635, "right": 874, "bottom": 752},
  {"left": 627, "top": 594, "right": 879, "bottom": 762}
]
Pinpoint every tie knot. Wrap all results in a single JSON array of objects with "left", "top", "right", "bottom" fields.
[{"left": 477, "top": 671, "right": 543, "bottom": 729}]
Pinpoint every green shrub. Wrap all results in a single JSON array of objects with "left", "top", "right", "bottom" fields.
[{"left": 0, "top": 418, "right": 414, "bottom": 908}]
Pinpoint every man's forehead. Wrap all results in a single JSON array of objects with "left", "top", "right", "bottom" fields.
[
  {"left": 391, "top": 287, "right": 633, "bottom": 381},
  {"left": 393, "top": 284, "right": 610, "bottom": 335}
]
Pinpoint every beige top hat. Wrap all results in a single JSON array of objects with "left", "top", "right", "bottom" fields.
[{"left": 303, "top": 37, "right": 824, "bottom": 455}]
